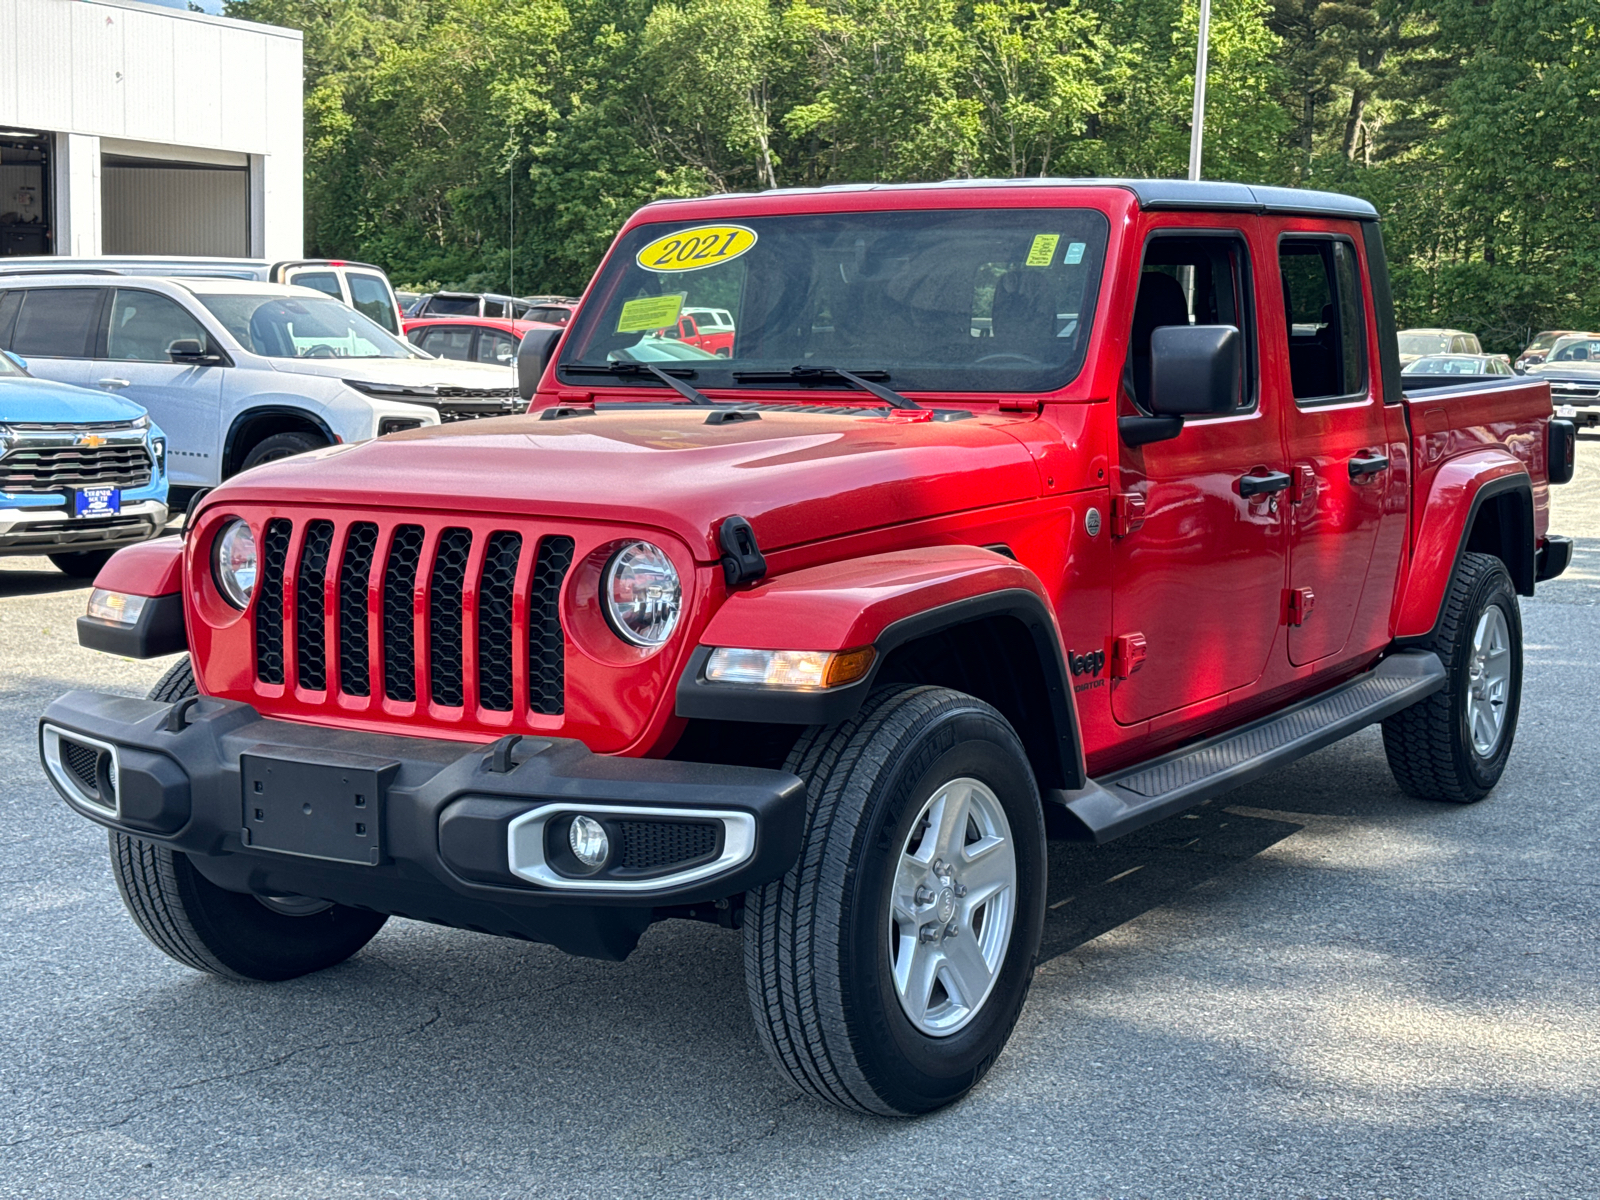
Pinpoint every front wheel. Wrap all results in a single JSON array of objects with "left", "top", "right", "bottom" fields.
[
  {"left": 50, "top": 549, "right": 115, "bottom": 578},
  {"left": 106, "top": 655, "right": 387, "bottom": 980},
  {"left": 239, "top": 431, "right": 324, "bottom": 473},
  {"left": 744, "top": 686, "right": 1046, "bottom": 1115},
  {"left": 1382, "top": 551, "right": 1523, "bottom": 802}
]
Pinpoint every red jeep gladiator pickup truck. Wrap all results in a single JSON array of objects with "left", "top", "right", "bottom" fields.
[{"left": 41, "top": 179, "right": 1576, "bottom": 1116}]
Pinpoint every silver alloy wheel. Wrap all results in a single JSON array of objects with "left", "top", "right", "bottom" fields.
[
  {"left": 887, "top": 777, "right": 1017, "bottom": 1037},
  {"left": 256, "top": 894, "right": 334, "bottom": 917},
  {"left": 1467, "top": 605, "right": 1512, "bottom": 757}
]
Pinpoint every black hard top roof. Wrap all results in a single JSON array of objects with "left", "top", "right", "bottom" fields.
[{"left": 653, "top": 178, "right": 1379, "bottom": 221}]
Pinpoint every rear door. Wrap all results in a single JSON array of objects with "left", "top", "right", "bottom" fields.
[
  {"left": 100, "top": 288, "right": 223, "bottom": 488},
  {"left": 1110, "top": 222, "right": 1289, "bottom": 726},
  {"left": 1274, "top": 230, "right": 1390, "bottom": 666},
  {"left": 6, "top": 286, "right": 107, "bottom": 389},
  {"left": 343, "top": 270, "right": 402, "bottom": 334},
  {"left": 415, "top": 324, "right": 475, "bottom": 361}
]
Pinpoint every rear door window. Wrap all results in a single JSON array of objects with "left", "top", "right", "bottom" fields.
[
  {"left": 0, "top": 290, "right": 20, "bottom": 346},
  {"left": 347, "top": 273, "right": 397, "bottom": 332},
  {"left": 106, "top": 289, "right": 210, "bottom": 361},
  {"left": 12, "top": 288, "right": 105, "bottom": 358},
  {"left": 475, "top": 329, "right": 519, "bottom": 364},
  {"left": 288, "top": 271, "right": 343, "bottom": 300},
  {"left": 1278, "top": 238, "right": 1367, "bottom": 402},
  {"left": 418, "top": 326, "right": 475, "bottom": 360}
]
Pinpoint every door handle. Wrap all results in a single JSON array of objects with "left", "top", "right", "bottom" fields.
[
  {"left": 1348, "top": 452, "right": 1390, "bottom": 480},
  {"left": 1237, "top": 470, "right": 1292, "bottom": 498},
  {"left": 97, "top": 378, "right": 131, "bottom": 390}
]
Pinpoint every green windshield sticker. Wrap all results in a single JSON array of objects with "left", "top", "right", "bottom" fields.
[
  {"left": 616, "top": 293, "right": 685, "bottom": 334},
  {"left": 1025, "top": 234, "right": 1061, "bottom": 267},
  {"left": 1064, "top": 241, "right": 1086, "bottom": 265}
]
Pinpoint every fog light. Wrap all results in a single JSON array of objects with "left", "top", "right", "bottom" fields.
[
  {"left": 568, "top": 814, "right": 610, "bottom": 867},
  {"left": 87, "top": 588, "right": 147, "bottom": 625},
  {"left": 704, "top": 645, "right": 876, "bottom": 689}
]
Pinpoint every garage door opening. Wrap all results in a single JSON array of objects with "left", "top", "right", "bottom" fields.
[
  {"left": 0, "top": 131, "right": 52, "bottom": 257},
  {"left": 102, "top": 154, "right": 248, "bottom": 257}
]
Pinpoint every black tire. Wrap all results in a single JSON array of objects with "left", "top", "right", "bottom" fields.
[
  {"left": 148, "top": 654, "right": 197, "bottom": 702},
  {"left": 744, "top": 685, "right": 1047, "bottom": 1115},
  {"left": 49, "top": 549, "right": 115, "bottom": 579},
  {"left": 107, "top": 656, "right": 387, "bottom": 981},
  {"left": 239, "top": 430, "right": 323, "bottom": 473},
  {"left": 1382, "top": 551, "right": 1523, "bottom": 803}
]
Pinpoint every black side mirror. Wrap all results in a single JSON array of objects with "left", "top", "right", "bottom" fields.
[
  {"left": 1119, "top": 324, "right": 1242, "bottom": 448},
  {"left": 516, "top": 328, "right": 562, "bottom": 401},
  {"left": 1150, "top": 325, "right": 1242, "bottom": 415},
  {"left": 168, "top": 339, "right": 217, "bottom": 364}
]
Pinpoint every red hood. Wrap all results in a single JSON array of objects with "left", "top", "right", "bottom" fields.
[{"left": 206, "top": 408, "right": 1044, "bottom": 559}]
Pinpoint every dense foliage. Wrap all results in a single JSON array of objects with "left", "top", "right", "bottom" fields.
[{"left": 228, "top": 0, "right": 1600, "bottom": 351}]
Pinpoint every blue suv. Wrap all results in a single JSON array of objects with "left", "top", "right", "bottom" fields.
[{"left": 0, "top": 350, "right": 169, "bottom": 577}]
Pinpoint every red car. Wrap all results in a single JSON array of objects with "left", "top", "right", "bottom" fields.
[
  {"left": 45, "top": 179, "right": 1575, "bottom": 1118},
  {"left": 402, "top": 316, "right": 561, "bottom": 366},
  {"left": 643, "top": 310, "right": 735, "bottom": 357}
]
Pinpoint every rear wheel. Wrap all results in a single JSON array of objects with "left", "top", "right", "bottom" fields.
[
  {"left": 239, "top": 430, "right": 323, "bottom": 473},
  {"left": 744, "top": 685, "right": 1046, "bottom": 1115},
  {"left": 1382, "top": 552, "right": 1523, "bottom": 802},
  {"left": 49, "top": 549, "right": 115, "bottom": 579},
  {"left": 107, "top": 655, "right": 387, "bottom": 980}
]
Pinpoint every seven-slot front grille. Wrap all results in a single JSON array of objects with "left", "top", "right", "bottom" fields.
[
  {"left": 0, "top": 441, "right": 152, "bottom": 493},
  {"left": 251, "top": 517, "right": 576, "bottom": 719}
]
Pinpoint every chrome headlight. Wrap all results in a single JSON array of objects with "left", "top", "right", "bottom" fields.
[
  {"left": 212, "top": 519, "right": 259, "bottom": 609},
  {"left": 603, "top": 542, "right": 682, "bottom": 647}
]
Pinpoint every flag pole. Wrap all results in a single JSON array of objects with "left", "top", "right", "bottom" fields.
[{"left": 1188, "top": 0, "right": 1211, "bottom": 181}]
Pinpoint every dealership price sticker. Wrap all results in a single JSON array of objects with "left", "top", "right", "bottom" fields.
[
  {"left": 617, "top": 293, "right": 686, "bottom": 334},
  {"left": 1025, "top": 234, "right": 1061, "bottom": 267}
]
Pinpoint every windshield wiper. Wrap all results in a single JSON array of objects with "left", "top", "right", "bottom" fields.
[
  {"left": 730, "top": 365, "right": 921, "bottom": 410},
  {"left": 562, "top": 361, "right": 713, "bottom": 405}
]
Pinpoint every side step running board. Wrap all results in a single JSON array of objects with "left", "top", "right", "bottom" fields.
[{"left": 1049, "top": 650, "right": 1446, "bottom": 843}]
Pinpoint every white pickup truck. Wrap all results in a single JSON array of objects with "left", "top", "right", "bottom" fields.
[{"left": 0, "top": 275, "right": 523, "bottom": 494}]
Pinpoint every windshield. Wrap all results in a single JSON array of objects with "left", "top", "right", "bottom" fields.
[
  {"left": 197, "top": 294, "right": 416, "bottom": 359},
  {"left": 1550, "top": 338, "right": 1600, "bottom": 363},
  {"left": 1398, "top": 333, "right": 1450, "bottom": 356},
  {"left": 1526, "top": 332, "right": 1566, "bottom": 353},
  {"left": 1404, "top": 356, "right": 1483, "bottom": 375},
  {"left": 559, "top": 208, "right": 1110, "bottom": 394}
]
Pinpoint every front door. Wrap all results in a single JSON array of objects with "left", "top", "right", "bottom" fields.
[
  {"left": 1111, "top": 223, "right": 1289, "bottom": 726},
  {"left": 101, "top": 288, "right": 223, "bottom": 488},
  {"left": 1273, "top": 232, "right": 1389, "bottom": 666}
]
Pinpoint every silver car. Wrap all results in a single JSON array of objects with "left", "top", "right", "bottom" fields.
[{"left": 0, "top": 276, "right": 524, "bottom": 490}]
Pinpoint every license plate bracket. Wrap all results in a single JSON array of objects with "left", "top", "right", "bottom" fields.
[
  {"left": 240, "top": 751, "right": 399, "bottom": 866},
  {"left": 74, "top": 486, "right": 121, "bottom": 518}
]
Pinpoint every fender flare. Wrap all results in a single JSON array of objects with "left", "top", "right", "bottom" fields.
[
  {"left": 1395, "top": 453, "right": 1534, "bottom": 640},
  {"left": 675, "top": 547, "right": 1086, "bottom": 789},
  {"left": 222, "top": 405, "right": 339, "bottom": 477}
]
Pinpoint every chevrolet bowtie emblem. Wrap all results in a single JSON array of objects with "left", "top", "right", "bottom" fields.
[{"left": 77, "top": 434, "right": 107, "bottom": 448}]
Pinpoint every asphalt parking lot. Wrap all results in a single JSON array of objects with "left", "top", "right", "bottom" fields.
[{"left": 4, "top": 447, "right": 1599, "bottom": 1200}]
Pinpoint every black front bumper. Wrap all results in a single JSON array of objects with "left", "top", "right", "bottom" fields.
[{"left": 39, "top": 691, "right": 805, "bottom": 960}]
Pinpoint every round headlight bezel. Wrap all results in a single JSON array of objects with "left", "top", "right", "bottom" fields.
[
  {"left": 212, "top": 518, "right": 259, "bottom": 610},
  {"left": 601, "top": 540, "right": 683, "bottom": 648}
]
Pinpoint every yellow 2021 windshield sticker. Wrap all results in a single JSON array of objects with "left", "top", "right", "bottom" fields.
[
  {"left": 636, "top": 225, "right": 757, "bottom": 273},
  {"left": 616, "top": 293, "right": 685, "bottom": 334}
]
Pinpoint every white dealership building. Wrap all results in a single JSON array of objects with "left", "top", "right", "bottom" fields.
[{"left": 0, "top": 0, "right": 302, "bottom": 262}]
